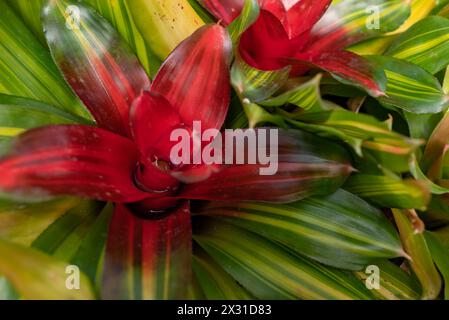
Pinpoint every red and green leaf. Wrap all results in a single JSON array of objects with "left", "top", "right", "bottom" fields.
[
  {"left": 152, "top": 24, "right": 232, "bottom": 132},
  {"left": 43, "top": 0, "right": 150, "bottom": 137},
  {"left": 0, "top": 125, "right": 147, "bottom": 203},
  {"left": 297, "top": 50, "right": 387, "bottom": 97},
  {"left": 306, "top": 0, "right": 411, "bottom": 52},
  {"left": 180, "top": 129, "right": 353, "bottom": 203},
  {"left": 101, "top": 203, "right": 192, "bottom": 300}
]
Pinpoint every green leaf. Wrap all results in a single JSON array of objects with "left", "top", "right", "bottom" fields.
[
  {"left": 410, "top": 156, "right": 449, "bottom": 195},
  {"left": 392, "top": 209, "right": 442, "bottom": 299},
  {"left": 344, "top": 174, "right": 430, "bottom": 210},
  {"left": 260, "top": 74, "right": 331, "bottom": 112},
  {"left": 32, "top": 200, "right": 106, "bottom": 262},
  {"left": 71, "top": 203, "right": 113, "bottom": 285},
  {"left": 421, "top": 109, "right": 449, "bottom": 174},
  {"left": 0, "top": 276, "right": 19, "bottom": 300},
  {"left": 354, "top": 261, "right": 421, "bottom": 300},
  {"left": 193, "top": 249, "right": 254, "bottom": 300},
  {"left": 386, "top": 16, "right": 449, "bottom": 74},
  {"left": 231, "top": 54, "right": 291, "bottom": 103},
  {"left": 422, "top": 196, "right": 449, "bottom": 228},
  {"left": 241, "top": 100, "right": 287, "bottom": 128},
  {"left": 0, "top": 1, "right": 89, "bottom": 118},
  {"left": 6, "top": 0, "right": 46, "bottom": 42},
  {"left": 287, "top": 109, "right": 422, "bottom": 172},
  {"left": 0, "top": 239, "right": 95, "bottom": 299},
  {"left": 368, "top": 55, "right": 449, "bottom": 114},
  {"left": 194, "top": 218, "right": 376, "bottom": 300},
  {"left": 0, "top": 198, "right": 81, "bottom": 247},
  {"left": 127, "top": 0, "right": 204, "bottom": 60},
  {"left": 391, "top": 0, "right": 437, "bottom": 33},
  {"left": 0, "top": 94, "right": 91, "bottom": 139},
  {"left": 425, "top": 231, "right": 449, "bottom": 299},
  {"left": 196, "top": 189, "right": 405, "bottom": 271},
  {"left": 349, "top": 36, "right": 396, "bottom": 56},
  {"left": 227, "top": 0, "right": 259, "bottom": 44}
]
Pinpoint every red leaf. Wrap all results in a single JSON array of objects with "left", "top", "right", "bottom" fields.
[
  {"left": 262, "top": 0, "right": 331, "bottom": 39},
  {"left": 43, "top": 0, "right": 150, "bottom": 137},
  {"left": 239, "top": 9, "right": 306, "bottom": 70},
  {"left": 130, "top": 91, "right": 182, "bottom": 160},
  {"left": 199, "top": 0, "right": 245, "bottom": 25},
  {"left": 101, "top": 203, "right": 192, "bottom": 300},
  {"left": 0, "top": 125, "right": 147, "bottom": 203},
  {"left": 151, "top": 24, "right": 232, "bottom": 132},
  {"left": 294, "top": 51, "right": 387, "bottom": 97},
  {"left": 179, "top": 129, "right": 353, "bottom": 203}
]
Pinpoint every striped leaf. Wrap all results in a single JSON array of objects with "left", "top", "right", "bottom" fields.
[
  {"left": 0, "top": 1, "right": 88, "bottom": 118},
  {"left": 32, "top": 200, "right": 107, "bottom": 263},
  {"left": 426, "top": 231, "right": 449, "bottom": 299},
  {"left": 433, "top": 0, "right": 449, "bottom": 14},
  {"left": 410, "top": 156, "right": 449, "bottom": 195},
  {"left": 193, "top": 249, "right": 254, "bottom": 300},
  {"left": 0, "top": 198, "right": 81, "bottom": 247},
  {"left": 241, "top": 100, "right": 287, "bottom": 128},
  {"left": 344, "top": 174, "right": 430, "bottom": 210},
  {"left": 6, "top": 0, "right": 46, "bottom": 42},
  {"left": 43, "top": 0, "right": 151, "bottom": 137},
  {"left": 349, "top": 36, "right": 396, "bottom": 56},
  {"left": 227, "top": 0, "right": 259, "bottom": 43},
  {"left": 127, "top": 0, "right": 204, "bottom": 60},
  {"left": 308, "top": 0, "right": 411, "bottom": 52},
  {"left": 354, "top": 261, "right": 421, "bottom": 300},
  {"left": 180, "top": 129, "right": 353, "bottom": 203},
  {"left": 0, "top": 239, "right": 95, "bottom": 299},
  {"left": 7, "top": 0, "right": 161, "bottom": 76},
  {"left": 391, "top": 0, "right": 437, "bottom": 33},
  {"left": 368, "top": 55, "right": 449, "bottom": 114},
  {"left": 0, "top": 94, "right": 91, "bottom": 140},
  {"left": 83, "top": 0, "right": 160, "bottom": 76},
  {"left": 1, "top": 198, "right": 111, "bottom": 286},
  {"left": 194, "top": 218, "right": 376, "bottom": 300},
  {"left": 386, "top": 16, "right": 449, "bottom": 74},
  {"left": 287, "top": 109, "right": 422, "bottom": 172},
  {"left": 196, "top": 189, "right": 405, "bottom": 271},
  {"left": 260, "top": 74, "right": 330, "bottom": 112},
  {"left": 101, "top": 203, "right": 192, "bottom": 300},
  {"left": 392, "top": 209, "right": 442, "bottom": 299},
  {"left": 231, "top": 54, "right": 291, "bottom": 103}
]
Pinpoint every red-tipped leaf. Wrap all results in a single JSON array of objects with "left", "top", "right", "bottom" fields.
[
  {"left": 43, "top": 0, "right": 150, "bottom": 137},
  {"left": 151, "top": 24, "right": 232, "bottom": 132},
  {"left": 101, "top": 203, "right": 192, "bottom": 300},
  {"left": 294, "top": 50, "right": 387, "bottom": 97},
  {"left": 0, "top": 125, "right": 147, "bottom": 203}
]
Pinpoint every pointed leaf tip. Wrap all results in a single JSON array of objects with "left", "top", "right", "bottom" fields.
[{"left": 152, "top": 24, "right": 232, "bottom": 132}]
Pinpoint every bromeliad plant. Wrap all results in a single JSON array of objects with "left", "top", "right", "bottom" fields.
[{"left": 0, "top": 0, "right": 449, "bottom": 300}]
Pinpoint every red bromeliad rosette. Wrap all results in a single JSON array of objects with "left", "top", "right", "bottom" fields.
[{"left": 200, "top": 0, "right": 386, "bottom": 97}]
